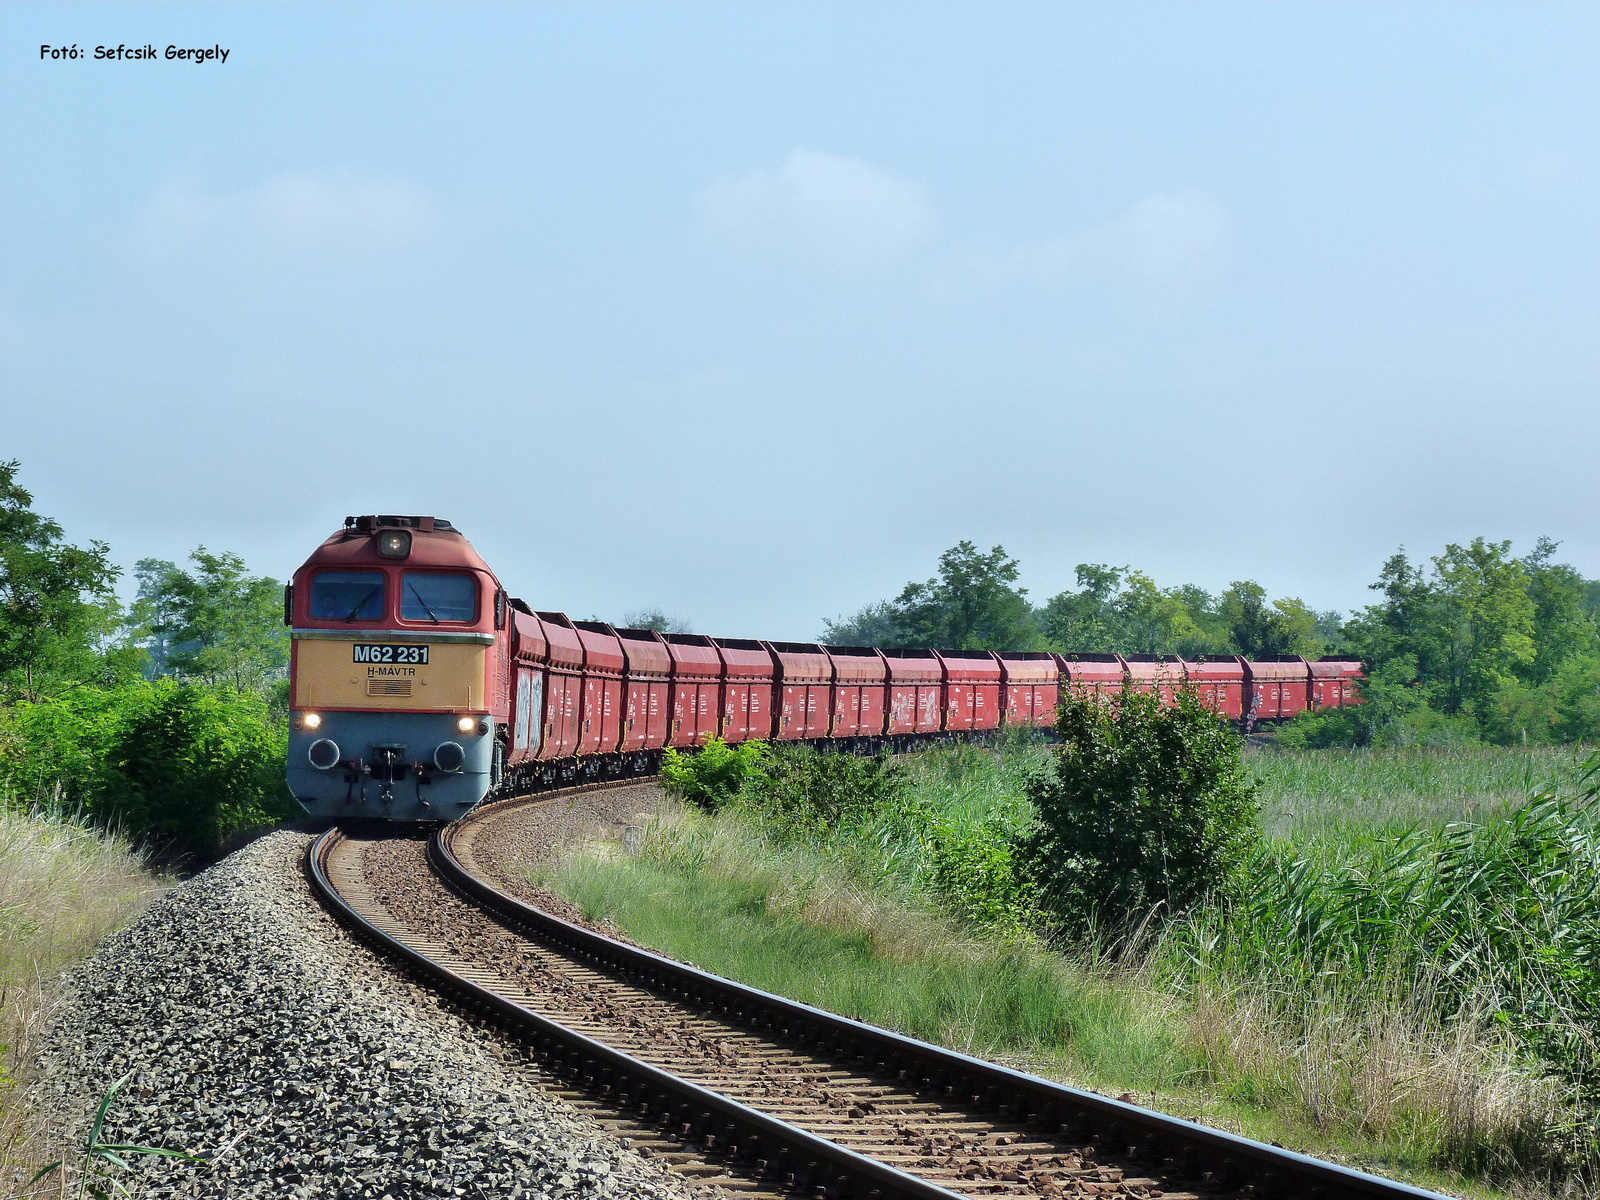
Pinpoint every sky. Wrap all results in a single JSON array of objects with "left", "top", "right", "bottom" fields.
[{"left": 4, "top": 3, "right": 1599, "bottom": 640}]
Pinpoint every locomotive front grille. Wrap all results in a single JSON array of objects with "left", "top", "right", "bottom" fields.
[{"left": 366, "top": 678, "right": 413, "bottom": 697}]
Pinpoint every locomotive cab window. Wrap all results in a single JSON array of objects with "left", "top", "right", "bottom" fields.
[
  {"left": 401, "top": 572, "right": 478, "bottom": 623},
  {"left": 309, "top": 571, "right": 386, "bottom": 621}
]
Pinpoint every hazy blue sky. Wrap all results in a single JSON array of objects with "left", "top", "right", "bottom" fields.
[{"left": 5, "top": 3, "right": 1598, "bottom": 639}]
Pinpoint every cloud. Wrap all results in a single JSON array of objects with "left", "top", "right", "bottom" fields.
[
  {"left": 699, "top": 150, "right": 939, "bottom": 275},
  {"left": 995, "top": 191, "right": 1232, "bottom": 293},
  {"left": 138, "top": 172, "right": 436, "bottom": 261}
]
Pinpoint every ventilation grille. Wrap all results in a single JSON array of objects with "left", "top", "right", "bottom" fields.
[{"left": 367, "top": 678, "right": 413, "bottom": 697}]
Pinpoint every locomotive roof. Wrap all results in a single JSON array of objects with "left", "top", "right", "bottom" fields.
[{"left": 299, "top": 515, "right": 497, "bottom": 576}]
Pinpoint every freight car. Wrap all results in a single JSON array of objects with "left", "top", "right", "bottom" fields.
[{"left": 284, "top": 516, "right": 1363, "bottom": 820}]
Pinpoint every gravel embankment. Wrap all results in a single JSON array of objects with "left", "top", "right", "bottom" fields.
[{"left": 30, "top": 830, "right": 702, "bottom": 1200}]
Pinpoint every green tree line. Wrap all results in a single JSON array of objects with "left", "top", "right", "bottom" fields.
[
  {"left": 0, "top": 461, "right": 293, "bottom": 851},
  {"left": 822, "top": 537, "right": 1600, "bottom": 746}
]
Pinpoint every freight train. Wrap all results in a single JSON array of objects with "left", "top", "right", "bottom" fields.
[{"left": 284, "top": 516, "right": 1364, "bottom": 821}]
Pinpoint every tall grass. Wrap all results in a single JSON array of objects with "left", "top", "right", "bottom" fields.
[
  {"left": 0, "top": 804, "right": 167, "bottom": 1191},
  {"left": 534, "top": 738, "right": 1600, "bottom": 1194},
  {"left": 1155, "top": 805, "right": 1592, "bottom": 1178},
  {"left": 1250, "top": 744, "right": 1589, "bottom": 842},
  {"left": 548, "top": 840, "right": 1191, "bottom": 1081}
]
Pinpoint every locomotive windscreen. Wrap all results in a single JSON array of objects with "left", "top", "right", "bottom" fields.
[
  {"left": 310, "top": 571, "right": 386, "bottom": 621},
  {"left": 401, "top": 572, "right": 477, "bottom": 623}
]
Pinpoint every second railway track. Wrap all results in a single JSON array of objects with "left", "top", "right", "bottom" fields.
[{"left": 307, "top": 785, "right": 1452, "bottom": 1200}]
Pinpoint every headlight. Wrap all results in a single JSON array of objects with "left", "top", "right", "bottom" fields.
[
  {"left": 377, "top": 530, "right": 412, "bottom": 558},
  {"left": 297, "top": 712, "right": 322, "bottom": 730},
  {"left": 457, "top": 715, "right": 476, "bottom": 734}
]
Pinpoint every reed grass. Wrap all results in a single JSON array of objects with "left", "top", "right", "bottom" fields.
[
  {"left": 1249, "top": 743, "right": 1588, "bottom": 843},
  {"left": 530, "top": 738, "right": 1597, "bottom": 1195},
  {"left": 0, "top": 804, "right": 167, "bottom": 1194}
]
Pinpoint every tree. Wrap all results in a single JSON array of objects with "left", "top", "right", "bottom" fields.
[
  {"left": 131, "top": 558, "right": 188, "bottom": 678},
  {"left": 0, "top": 461, "right": 126, "bottom": 699},
  {"left": 1024, "top": 687, "right": 1259, "bottom": 930},
  {"left": 820, "top": 600, "right": 902, "bottom": 647},
  {"left": 1430, "top": 538, "right": 1535, "bottom": 716},
  {"left": 620, "top": 608, "right": 692, "bottom": 633},
  {"left": 1215, "top": 581, "right": 1322, "bottom": 659},
  {"left": 1116, "top": 570, "right": 1206, "bottom": 654},
  {"left": 1344, "top": 549, "right": 1450, "bottom": 705},
  {"left": 1521, "top": 537, "right": 1595, "bottom": 684},
  {"left": 1041, "top": 565, "right": 1224, "bottom": 657},
  {"left": 138, "top": 549, "right": 287, "bottom": 693},
  {"left": 1039, "top": 564, "right": 1126, "bottom": 652},
  {"left": 893, "top": 541, "right": 1040, "bottom": 650}
]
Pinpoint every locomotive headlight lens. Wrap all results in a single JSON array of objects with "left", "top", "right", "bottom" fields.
[
  {"left": 457, "top": 715, "right": 476, "bottom": 734},
  {"left": 299, "top": 711, "right": 322, "bottom": 730},
  {"left": 377, "top": 530, "right": 412, "bottom": 558}
]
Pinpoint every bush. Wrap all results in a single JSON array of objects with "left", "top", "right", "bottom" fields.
[
  {"left": 911, "top": 804, "right": 1040, "bottom": 934},
  {"left": 737, "top": 742, "right": 904, "bottom": 840},
  {"left": 1025, "top": 688, "right": 1259, "bottom": 931},
  {"left": 660, "top": 736, "right": 769, "bottom": 811},
  {"left": 0, "top": 681, "right": 292, "bottom": 853},
  {"left": 102, "top": 682, "right": 292, "bottom": 850}
]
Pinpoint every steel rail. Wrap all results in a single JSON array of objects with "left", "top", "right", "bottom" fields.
[
  {"left": 435, "top": 799, "right": 1455, "bottom": 1200},
  {"left": 307, "top": 825, "right": 965, "bottom": 1200}
]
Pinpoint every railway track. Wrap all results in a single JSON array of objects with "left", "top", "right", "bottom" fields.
[{"left": 306, "top": 788, "right": 1452, "bottom": 1200}]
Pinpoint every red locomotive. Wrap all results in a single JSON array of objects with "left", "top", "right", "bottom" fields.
[{"left": 285, "top": 516, "right": 1363, "bottom": 820}]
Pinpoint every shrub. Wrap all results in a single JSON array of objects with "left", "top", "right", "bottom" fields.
[
  {"left": 100, "top": 682, "right": 292, "bottom": 850},
  {"left": 737, "top": 742, "right": 904, "bottom": 841},
  {"left": 1, "top": 681, "right": 292, "bottom": 853},
  {"left": 911, "top": 804, "right": 1040, "bottom": 934},
  {"left": 1025, "top": 688, "right": 1259, "bottom": 931},
  {"left": 660, "top": 736, "right": 769, "bottom": 811}
]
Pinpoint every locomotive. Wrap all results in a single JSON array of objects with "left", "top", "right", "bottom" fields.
[{"left": 284, "top": 515, "right": 1363, "bottom": 821}]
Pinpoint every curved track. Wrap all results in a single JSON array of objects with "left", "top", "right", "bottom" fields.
[{"left": 308, "top": 790, "right": 1453, "bottom": 1200}]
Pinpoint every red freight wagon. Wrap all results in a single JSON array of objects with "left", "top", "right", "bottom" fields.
[
  {"left": 997, "top": 652, "right": 1058, "bottom": 727},
  {"left": 881, "top": 648, "right": 943, "bottom": 735},
  {"left": 534, "top": 611, "right": 586, "bottom": 760},
  {"left": 766, "top": 641, "right": 834, "bottom": 740},
  {"left": 1188, "top": 655, "right": 1245, "bottom": 720},
  {"left": 1124, "top": 655, "right": 1186, "bottom": 705},
  {"left": 938, "top": 650, "right": 1002, "bottom": 732},
  {"left": 1311, "top": 658, "right": 1364, "bottom": 710},
  {"left": 507, "top": 605, "right": 549, "bottom": 763},
  {"left": 662, "top": 634, "right": 722, "bottom": 747},
  {"left": 614, "top": 627, "right": 671, "bottom": 752},
  {"left": 824, "top": 645, "right": 888, "bottom": 738},
  {"left": 1245, "top": 657, "right": 1311, "bottom": 722},
  {"left": 1056, "top": 653, "right": 1126, "bottom": 698},
  {"left": 572, "top": 622, "right": 626, "bottom": 756},
  {"left": 711, "top": 637, "right": 775, "bottom": 743}
]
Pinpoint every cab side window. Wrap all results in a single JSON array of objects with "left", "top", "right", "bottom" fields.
[
  {"left": 401, "top": 573, "right": 477, "bottom": 623},
  {"left": 310, "top": 571, "right": 386, "bottom": 621}
]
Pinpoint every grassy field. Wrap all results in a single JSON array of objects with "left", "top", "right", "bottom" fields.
[
  {"left": 527, "top": 738, "right": 1598, "bottom": 1198},
  {"left": 0, "top": 806, "right": 167, "bottom": 1188},
  {"left": 1249, "top": 743, "right": 1590, "bottom": 842}
]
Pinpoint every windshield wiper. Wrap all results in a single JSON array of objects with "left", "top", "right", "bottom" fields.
[
  {"left": 407, "top": 583, "right": 440, "bottom": 624},
  {"left": 344, "top": 586, "right": 380, "bottom": 621}
]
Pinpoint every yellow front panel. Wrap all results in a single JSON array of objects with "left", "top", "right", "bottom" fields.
[{"left": 295, "top": 638, "right": 487, "bottom": 711}]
